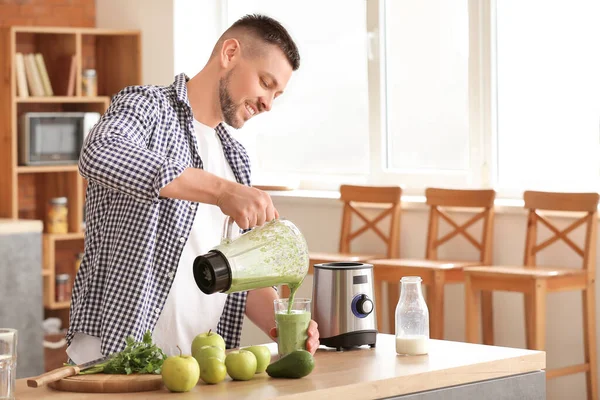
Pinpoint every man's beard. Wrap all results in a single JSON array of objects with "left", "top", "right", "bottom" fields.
[{"left": 219, "top": 70, "right": 242, "bottom": 129}]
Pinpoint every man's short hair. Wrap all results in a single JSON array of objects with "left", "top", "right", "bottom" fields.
[{"left": 213, "top": 14, "right": 300, "bottom": 71}]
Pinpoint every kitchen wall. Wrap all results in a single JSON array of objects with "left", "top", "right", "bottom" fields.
[
  {"left": 96, "top": 0, "right": 224, "bottom": 87},
  {"left": 96, "top": 0, "right": 174, "bottom": 86},
  {"left": 172, "top": 0, "right": 223, "bottom": 79},
  {"left": 0, "top": 0, "right": 94, "bottom": 27},
  {"left": 93, "top": 2, "right": 595, "bottom": 399}
]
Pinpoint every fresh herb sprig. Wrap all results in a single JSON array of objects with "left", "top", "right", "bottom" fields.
[{"left": 78, "top": 330, "right": 167, "bottom": 375}]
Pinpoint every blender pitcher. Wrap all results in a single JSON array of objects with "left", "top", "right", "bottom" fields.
[{"left": 193, "top": 217, "right": 309, "bottom": 294}]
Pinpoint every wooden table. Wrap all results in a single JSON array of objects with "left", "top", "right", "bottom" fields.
[{"left": 15, "top": 334, "right": 546, "bottom": 400}]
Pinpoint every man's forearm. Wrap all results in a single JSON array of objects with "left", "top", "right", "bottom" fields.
[
  {"left": 245, "top": 287, "right": 279, "bottom": 338},
  {"left": 159, "top": 167, "right": 231, "bottom": 204}
]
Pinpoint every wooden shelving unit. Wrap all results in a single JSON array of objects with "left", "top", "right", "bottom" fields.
[
  {"left": 16, "top": 96, "right": 111, "bottom": 103},
  {"left": 0, "top": 26, "right": 141, "bottom": 326},
  {"left": 17, "top": 165, "right": 80, "bottom": 173}
]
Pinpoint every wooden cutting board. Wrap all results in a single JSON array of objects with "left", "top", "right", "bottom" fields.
[{"left": 47, "top": 373, "right": 163, "bottom": 393}]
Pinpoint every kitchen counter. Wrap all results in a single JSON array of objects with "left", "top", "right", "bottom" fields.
[
  {"left": 16, "top": 334, "right": 545, "bottom": 399},
  {"left": 0, "top": 218, "right": 43, "bottom": 234}
]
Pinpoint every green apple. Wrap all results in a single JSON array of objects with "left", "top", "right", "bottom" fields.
[
  {"left": 244, "top": 345, "right": 271, "bottom": 374},
  {"left": 200, "top": 357, "right": 227, "bottom": 384},
  {"left": 225, "top": 350, "right": 257, "bottom": 381},
  {"left": 193, "top": 345, "right": 226, "bottom": 371},
  {"left": 161, "top": 345, "right": 200, "bottom": 392},
  {"left": 191, "top": 329, "right": 226, "bottom": 352}
]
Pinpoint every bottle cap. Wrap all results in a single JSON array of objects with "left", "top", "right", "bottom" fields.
[
  {"left": 193, "top": 250, "right": 231, "bottom": 294},
  {"left": 50, "top": 197, "right": 67, "bottom": 205}
]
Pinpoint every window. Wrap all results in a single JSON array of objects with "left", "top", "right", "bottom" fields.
[
  {"left": 370, "top": 0, "right": 487, "bottom": 193},
  {"left": 493, "top": 0, "right": 600, "bottom": 195},
  {"left": 224, "top": 0, "right": 370, "bottom": 187},
  {"left": 218, "top": 1, "right": 600, "bottom": 197},
  {"left": 383, "top": 0, "right": 470, "bottom": 173}
]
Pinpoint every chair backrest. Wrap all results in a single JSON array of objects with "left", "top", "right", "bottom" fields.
[
  {"left": 338, "top": 185, "right": 403, "bottom": 258},
  {"left": 424, "top": 188, "right": 496, "bottom": 263},
  {"left": 522, "top": 191, "right": 599, "bottom": 276}
]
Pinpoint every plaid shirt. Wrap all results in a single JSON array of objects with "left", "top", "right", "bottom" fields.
[{"left": 68, "top": 73, "right": 251, "bottom": 356}]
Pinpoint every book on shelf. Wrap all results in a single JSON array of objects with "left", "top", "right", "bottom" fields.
[
  {"left": 66, "top": 55, "right": 76, "bottom": 97},
  {"left": 34, "top": 53, "right": 54, "bottom": 96},
  {"left": 16, "top": 53, "right": 54, "bottom": 97},
  {"left": 24, "top": 53, "right": 45, "bottom": 97},
  {"left": 15, "top": 53, "right": 28, "bottom": 98}
]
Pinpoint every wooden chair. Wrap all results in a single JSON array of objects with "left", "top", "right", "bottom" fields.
[
  {"left": 370, "top": 188, "right": 496, "bottom": 338},
  {"left": 281, "top": 184, "right": 403, "bottom": 298},
  {"left": 464, "top": 191, "right": 599, "bottom": 399}
]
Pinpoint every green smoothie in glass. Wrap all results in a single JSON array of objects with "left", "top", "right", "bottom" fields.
[{"left": 274, "top": 298, "right": 311, "bottom": 357}]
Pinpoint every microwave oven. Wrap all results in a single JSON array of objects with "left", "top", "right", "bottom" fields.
[{"left": 19, "top": 112, "right": 100, "bottom": 166}]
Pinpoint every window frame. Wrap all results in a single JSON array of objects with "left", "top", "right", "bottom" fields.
[{"left": 366, "top": 0, "right": 494, "bottom": 196}]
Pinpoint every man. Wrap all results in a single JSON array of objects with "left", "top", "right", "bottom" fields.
[{"left": 66, "top": 14, "right": 319, "bottom": 363}]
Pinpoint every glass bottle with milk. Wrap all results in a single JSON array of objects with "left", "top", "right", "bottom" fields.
[{"left": 395, "top": 276, "right": 429, "bottom": 356}]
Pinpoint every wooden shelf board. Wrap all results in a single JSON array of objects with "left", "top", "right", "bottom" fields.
[
  {"left": 17, "top": 165, "right": 78, "bottom": 173},
  {"left": 42, "top": 269, "right": 51, "bottom": 277},
  {"left": 12, "top": 26, "right": 140, "bottom": 36},
  {"left": 12, "top": 26, "right": 77, "bottom": 34},
  {"left": 80, "top": 28, "right": 141, "bottom": 36},
  {"left": 15, "top": 96, "right": 110, "bottom": 104},
  {"left": 253, "top": 184, "right": 297, "bottom": 191},
  {"left": 44, "top": 232, "right": 84, "bottom": 241},
  {"left": 45, "top": 300, "right": 70, "bottom": 310}
]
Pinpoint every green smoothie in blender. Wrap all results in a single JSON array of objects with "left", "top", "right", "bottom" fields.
[{"left": 193, "top": 218, "right": 309, "bottom": 295}]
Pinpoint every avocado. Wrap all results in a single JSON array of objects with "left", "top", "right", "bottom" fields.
[{"left": 266, "top": 350, "right": 315, "bottom": 379}]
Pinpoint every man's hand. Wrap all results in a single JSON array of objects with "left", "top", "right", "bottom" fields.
[
  {"left": 269, "top": 320, "right": 320, "bottom": 355},
  {"left": 216, "top": 183, "right": 279, "bottom": 229},
  {"left": 245, "top": 288, "right": 320, "bottom": 355}
]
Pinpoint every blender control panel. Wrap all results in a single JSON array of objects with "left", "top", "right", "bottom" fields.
[
  {"left": 351, "top": 273, "right": 374, "bottom": 318},
  {"left": 351, "top": 294, "right": 374, "bottom": 318}
]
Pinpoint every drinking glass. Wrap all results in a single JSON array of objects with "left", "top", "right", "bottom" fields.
[
  {"left": 274, "top": 298, "right": 311, "bottom": 357},
  {"left": 0, "top": 329, "right": 17, "bottom": 400}
]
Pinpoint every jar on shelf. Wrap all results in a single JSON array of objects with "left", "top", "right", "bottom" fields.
[
  {"left": 75, "top": 252, "right": 84, "bottom": 273},
  {"left": 47, "top": 197, "right": 68, "bottom": 234},
  {"left": 82, "top": 69, "right": 97, "bottom": 97},
  {"left": 55, "top": 273, "right": 71, "bottom": 302},
  {"left": 395, "top": 276, "right": 430, "bottom": 356}
]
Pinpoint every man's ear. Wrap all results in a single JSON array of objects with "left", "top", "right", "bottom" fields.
[{"left": 220, "top": 38, "right": 241, "bottom": 68}]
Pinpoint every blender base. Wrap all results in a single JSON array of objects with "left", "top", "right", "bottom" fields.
[{"left": 320, "top": 330, "right": 377, "bottom": 352}]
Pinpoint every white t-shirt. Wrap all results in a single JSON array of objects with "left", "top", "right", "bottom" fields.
[
  {"left": 67, "top": 120, "right": 236, "bottom": 363},
  {"left": 152, "top": 120, "right": 233, "bottom": 356}
]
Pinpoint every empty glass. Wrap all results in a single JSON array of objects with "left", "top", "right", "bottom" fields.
[
  {"left": 395, "top": 277, "right": 429, "bottom": 355},
  {"left": 0, "top": 329, "right": 17, "bottom": 400}
]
